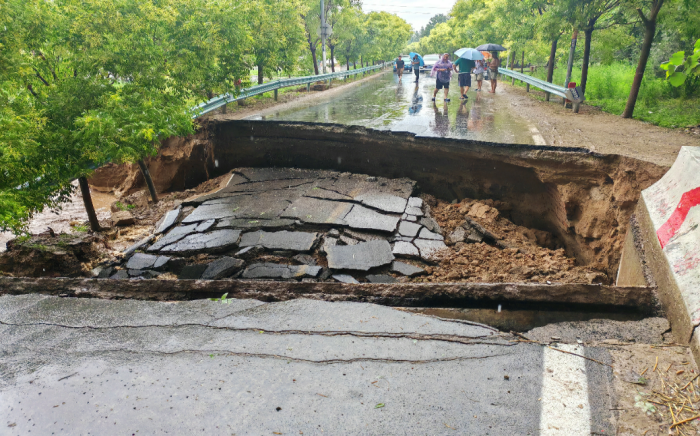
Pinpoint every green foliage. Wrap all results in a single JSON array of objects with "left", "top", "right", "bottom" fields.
[
  {"left": 209, "top": 293, "right": 232, "bottom": 304},
  {"left": 113, "top": 202, "right": 135, "bottom": 211},
  {"left": 0, "top": 0, "right": 250, "bottom": 234},
  {"left": 515, "top": 62, "right": 700, "bottom": 127},
  {"left": 661, "top": 39, "right": 700, "bottom": 86}
]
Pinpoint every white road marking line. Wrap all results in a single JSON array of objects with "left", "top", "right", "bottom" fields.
[
  {"left": 540, "top": 344, "right": 591, "bottom": 435},
  {"left": 529, "top": 126, "right": 547, "bottom": 145}
]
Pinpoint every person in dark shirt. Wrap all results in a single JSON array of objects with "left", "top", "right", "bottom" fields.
[
  {"left": 411, "top": 55, "right": 421, "bottom": 83},
  {"left": 395, "top": 56, "right": 405, "bottom": 81},
  {"left": 453, "top": 57, "right": 475, "bottom": 99}
]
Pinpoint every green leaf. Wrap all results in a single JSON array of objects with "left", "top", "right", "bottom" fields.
[
  {"left": 375, "top": 403, "right": 385, "bottom": 408},
  {"left": 668, "top": 72, "right": 687, "bottom": 87},
  {"left": 669, "top": 51, "right": 685, "bottom": 65}
]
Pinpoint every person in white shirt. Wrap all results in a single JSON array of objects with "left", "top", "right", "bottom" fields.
[{"left": 473, "top": 59, "right": 486, "bottom": 92}]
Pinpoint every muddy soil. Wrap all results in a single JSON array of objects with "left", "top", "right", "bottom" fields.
[
  {"left": 502, "top": 83, "right": 700, "bottom": 168},
  {"left": 609, "top": 344, "right": 700, "bottom": 435},
  {"left": 417, "top": 196, "right": 608, "bottom": 284},
  {"left": 0, "top": 173, "right": 232, "bottom": 277},
  {"left": 0, "top": 233, "right": 104, "bottom": 278}
]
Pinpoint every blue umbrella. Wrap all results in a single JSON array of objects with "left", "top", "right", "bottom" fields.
[
  {"left": 408, "top": 52, "right": 424, "bottom": 66},
  {"left": 454, "top": 48, "right": 484, "bottom": 60}
]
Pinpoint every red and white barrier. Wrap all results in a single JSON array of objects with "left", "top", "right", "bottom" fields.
[{"left": 624, "top": 146, "right": 700, "bottom": 361}]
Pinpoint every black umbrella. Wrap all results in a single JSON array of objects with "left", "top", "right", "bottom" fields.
[{"left": 476, "top": 43, "right": 506, "bottom": 52}]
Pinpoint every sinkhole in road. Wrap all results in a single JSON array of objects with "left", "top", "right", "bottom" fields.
[{"left": 88, "top": 120, "right": 667, "bottom": 286}]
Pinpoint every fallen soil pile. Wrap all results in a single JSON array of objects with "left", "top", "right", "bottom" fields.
[
  {"left": 0, "top": 233, "right": 104, "bottom": 278},
  {"left": 419, "top": 197, "right": 609, "bottom": 284}
]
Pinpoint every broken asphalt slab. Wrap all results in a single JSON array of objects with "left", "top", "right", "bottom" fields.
[{"left": 326, "top": 240, "right": 394, "bottom": 270}]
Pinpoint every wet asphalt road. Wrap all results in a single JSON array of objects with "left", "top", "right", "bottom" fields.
[
  {"left": 258, "top": 72, "right": 538, "bottom": 144},
  {"left": 0, "top": 295, "right": 615, "bottom": 435}
]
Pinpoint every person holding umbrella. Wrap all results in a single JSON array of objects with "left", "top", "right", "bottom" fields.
[
  {"left": 453, "top": 48, "right": 483, "bottom": 100},
  {"left": 476, "top": 43, "right": 506, "bottom": 94},
  {"left": 409, "top": 52, "right": 424, "bottom": 83}
]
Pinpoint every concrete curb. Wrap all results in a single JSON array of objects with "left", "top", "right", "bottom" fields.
[{"left": 618, "top": 146, "right": 700, "bottom": 361}]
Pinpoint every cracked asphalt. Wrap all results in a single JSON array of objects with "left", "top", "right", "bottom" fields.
[{"left": 0, "top": 295, "right": 620, "bottom": 435}]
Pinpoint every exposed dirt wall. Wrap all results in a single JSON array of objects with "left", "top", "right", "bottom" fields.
[{"left": 89, "top": 123, "right": 216, "bottom": 197}]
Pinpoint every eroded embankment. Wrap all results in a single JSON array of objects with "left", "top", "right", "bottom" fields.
[{"left": 89, "top": 120, "right": 668, "bottom": 279}]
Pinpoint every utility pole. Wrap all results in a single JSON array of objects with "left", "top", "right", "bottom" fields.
[
  {"left": 321, "top": 0, "right": 327, "bottom": 74},
  {"left": 564, "top": 29, "right": 578, "bottom": 105}
]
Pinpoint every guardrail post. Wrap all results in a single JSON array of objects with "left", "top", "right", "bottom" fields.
[
  {"left": 511, "top": 76, "right": 515, "bottom": 85},
  {"left": 573, "top": 101, "right": 580, "bottom": 114},
  {"left": 274, "top": 88, "right": 278, "bottom": 101},
  {"left": 545, "top": 92, "right": 551, "bottom": 102},
  {"left": 526, "top": 83, "right": 530, "bottom": 92},
  {"left": 307, "top": 83, "right": 311, "bottom": 92},
  {"left": 327, "top": 78, "right": 331, "bottom": 88}
]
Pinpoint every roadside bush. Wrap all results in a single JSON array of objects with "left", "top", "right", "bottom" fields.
[{"left": 514, "top": 62, "right": 700, "bottom": 127}]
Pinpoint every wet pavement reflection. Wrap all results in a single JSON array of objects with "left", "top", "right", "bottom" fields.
[{"left": 259, "top": 72, "right": 535, "bottom": 144}]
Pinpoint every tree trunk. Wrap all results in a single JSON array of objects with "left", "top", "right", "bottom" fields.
[
  {"left": 257, "top": 62, "right": 264, "bottom": 85},
  {"left": 311, "top": 48, "right": 319, "bottom": 75},
  {"left": 547, "top": 37, "right": 558, "bottom": 83},
  {"left": 521, "top": 51, "right": 524, "bottom": 73},
  {"left": 361, "top": 56, "right": 363, "bottom": 68},
  {"left": 330, "top": 45, "right": 335, "bottom": 72},
  {"left": 353, "top": 60, "right": 356, "bottom": 69},
  {"left": 137, "top": 159, "right": 159, "bottom": 203},
  {"left": 622, "top": 1, "right": 664, "bottom": 119},
  {"left": 346, "top": 58, "right": 350, "bottom": 71},
  {"left": 78, "top": 177, "right": 101, "bottom": 232},
  {"left": 581, "top": 28, "right": 593, "bottom": 95}
]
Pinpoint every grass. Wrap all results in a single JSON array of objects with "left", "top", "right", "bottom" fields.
[
  {"left": 114, "top": 201, "right": 135, "bottom": 211},
  {"left": 509, "top": 62, "right": 700, "bottom": 128}
]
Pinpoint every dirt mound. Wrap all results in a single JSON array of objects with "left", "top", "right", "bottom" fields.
[
  {"left": 0, "top": 233, "right": 105, "bottom": 278},
  {"left": 415, "top": 197, "right": 608, "bottom": 284}
]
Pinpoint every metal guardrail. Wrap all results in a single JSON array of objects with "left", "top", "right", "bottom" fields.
[
  {"left": 194, "top": 63, "right": 387, "bottom": 117},
  {"left": 498, "top": 68, "right": 585, "bottom": 113}
]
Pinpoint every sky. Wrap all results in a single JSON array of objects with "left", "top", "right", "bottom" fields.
[{"left": 361, "top": 0, "right": 456, "bottom": 32}]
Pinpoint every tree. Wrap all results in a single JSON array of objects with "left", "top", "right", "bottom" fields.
[
  {"left": 337, "top": 8, "right": 366, "bottom": 70},
  {"left": 418, "top": 14, "right": 449, "bottom": 39},
  {"left": 1, "top": 0, "right": 250, "bottom": 233},
  {"left": 247, "top": 0, "right": 305, "bottom": 83},
  {"left": 567, "top": 0, "right": 623, "bottom": 94},
  {"left": 622, "top": 0, "right": 666, "bottom": 118},
  {"left": 364, "top": 12, "right": 412, "bottom": 63}
]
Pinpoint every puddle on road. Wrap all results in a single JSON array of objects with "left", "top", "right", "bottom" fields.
[
  {"left": 257, "top": 73, "right": 535, "bottom": 144},
  {"left": 402, "top": 306, "right": 646, "bottom": 332}
]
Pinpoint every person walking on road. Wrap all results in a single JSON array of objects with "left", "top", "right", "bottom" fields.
[
  {"left": 453, "top": 56, "right": 475, "bottom": 100},
  {"left": 473, "top": 59, "right": 486, "bottom": 92},
  {"left": 431, "top": 53, "right": 453, "bottom": 102},
  {"left": 488, "top": 53, "right": 500, "bottom": 93},
  {"left": 411, "top": 55, "right": 421, "bottom": 83},
  {"left": 396, "top": 56, "right": 405, "bottom": 81}
]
